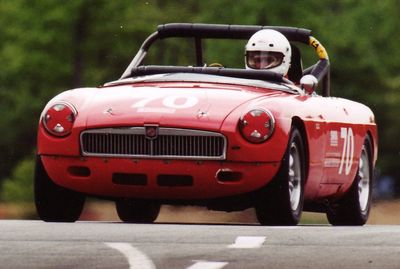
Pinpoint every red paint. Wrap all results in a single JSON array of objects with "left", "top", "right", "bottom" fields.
[{"left": 37, "top": 80, "right": 378, "bottom": 201}]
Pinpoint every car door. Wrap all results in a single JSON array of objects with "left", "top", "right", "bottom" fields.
[
  {"left": 319, "top": 97, "right": 360, "bottom": 187},
  {"left": 299, "top": 94, "right": 357, "bottom": 198}
]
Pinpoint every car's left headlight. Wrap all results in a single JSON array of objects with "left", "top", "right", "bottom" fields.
[
  {"left": 239, "top": 108, "right": 275, "bottom": 143},
  {"left": 42, "top": 101, "right": 77, "bottom": 137}
]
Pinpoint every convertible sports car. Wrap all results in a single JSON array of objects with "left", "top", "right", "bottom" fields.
[{"left": 35, "top": 23, "right": 377, "bottom": 225}]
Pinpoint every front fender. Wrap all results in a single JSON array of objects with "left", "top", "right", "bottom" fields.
[{"left": 220, "top": 103, "right": 292, "bottom": 163}]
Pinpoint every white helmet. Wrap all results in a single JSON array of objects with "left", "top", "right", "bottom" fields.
[{"left": 245, "top": 29, "right": 292, "bottom": 76}]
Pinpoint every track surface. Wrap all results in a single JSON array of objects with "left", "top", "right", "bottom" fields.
[{"left": 0, "top": 220, "right": 399, "bottom": 269}]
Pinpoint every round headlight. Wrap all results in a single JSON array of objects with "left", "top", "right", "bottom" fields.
[
  {"left": 42, "top": 102, "right": 77, "bottom": 137},
  {"left": 239, "top": 108, "right": 275, "bottom": 143}
]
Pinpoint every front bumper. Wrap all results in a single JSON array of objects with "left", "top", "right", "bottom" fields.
[{"left": 41, "top": 155, "right": 280, "bottom": 200}]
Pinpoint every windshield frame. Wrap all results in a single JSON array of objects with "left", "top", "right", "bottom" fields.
[{"left": 104, "top": 73, "right": 303, "bottom": 95}]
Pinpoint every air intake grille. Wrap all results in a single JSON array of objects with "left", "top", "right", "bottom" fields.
[{"left": 80, "top": 127, "right": 226, "bottom": 160}]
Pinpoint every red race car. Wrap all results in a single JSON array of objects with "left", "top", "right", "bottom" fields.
[{"left": 35, "top": 23, "right": 377, "bottom": 225}]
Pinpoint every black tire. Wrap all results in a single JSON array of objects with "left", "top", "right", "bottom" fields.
[
  {"left": 326, "top": 136, "right": 373, "bottom": 226},
  {"left": 116, "top": 199, "right": 160, "bottom": 223},
  {"left": 34, "top": 156, "right": 85, "bottom": 222},
  {"left": 255, "top": 127, "right": 306, "bottom": 226}
]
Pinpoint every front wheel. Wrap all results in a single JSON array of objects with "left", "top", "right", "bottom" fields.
[
  {"left": 326, "top": 136, "right": 373, "bottom": 225},
  {"left": 116, "top": 199, "right": 160, "bottom": 223},
  {"left": 34, "top": 156, "right": 85, "bottom": 222},
  {"left": 255, "top": 127, "right": 306, "bottom": 225}
]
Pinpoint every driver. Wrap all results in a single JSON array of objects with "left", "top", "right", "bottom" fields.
[{"left": 245, "top": 29, "right": 292, "bottom": 76}]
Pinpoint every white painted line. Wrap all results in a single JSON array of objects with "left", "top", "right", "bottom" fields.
[
  {"left": 228, "top": 236, "right": 266, "bottom": 249},
  {"left": 105, "top": 242, "right": 155, "bottom": 269},
  {"left": 186, "top": 261, "right": 228, "bottom": 269}
]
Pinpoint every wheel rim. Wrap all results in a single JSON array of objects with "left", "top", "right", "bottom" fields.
[
  {"left": 289, "top": 141, "right": 302, "bottom": 211},
  {"left": 358, "top": 145, "right": 370, "bottom": 212}
]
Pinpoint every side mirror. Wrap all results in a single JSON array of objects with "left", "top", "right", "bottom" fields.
[{"left": 300, "top": 75, "right": 318, "bottom": 94}]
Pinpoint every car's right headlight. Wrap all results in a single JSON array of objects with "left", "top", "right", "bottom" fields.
[
  {"left": 239, "top": 108, "right": 275, "bottom": 143},
  {"left": 42, "top": 101, "right": 77, "bottom": 137}
]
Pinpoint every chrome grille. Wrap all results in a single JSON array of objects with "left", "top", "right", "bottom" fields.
[{"left": 80, "top": 127, "right": 226, "bottom": 160}]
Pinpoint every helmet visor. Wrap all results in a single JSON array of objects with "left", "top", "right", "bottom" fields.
[{"left": 246, "top": 51, "right": 284, "bottom": 70}]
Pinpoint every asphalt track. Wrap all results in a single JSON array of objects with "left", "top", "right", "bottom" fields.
[{"left": 1, "top": 220, "right": 400, "bottom": 269}]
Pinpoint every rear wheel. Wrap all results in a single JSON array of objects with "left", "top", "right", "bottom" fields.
[
  {"left": 34, "top": 156, "right": 85, "bottom": 222},
  {"left": 326, "top": 136, "right": 373, "bottom": 225},
  {"left": 255, "top": 127, "right": 306, "bottom": 225},
  {"left": 116, "top": 199, "right": 160, "bottom": 223}
]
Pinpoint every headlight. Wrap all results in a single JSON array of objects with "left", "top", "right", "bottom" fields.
[
  {"left": 42, "top": 102, "right": 77, "bottom": 137},
  {"left": 239, "top": 108, "right": 275, "bottom": 143}
]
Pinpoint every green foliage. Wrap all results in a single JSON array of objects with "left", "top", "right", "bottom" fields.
[
  {"left": 1, "top": 0, "right": 400, "bottom": 201},
  {"left": 1, "top": 157, "right": 34, "bottom": 202}
]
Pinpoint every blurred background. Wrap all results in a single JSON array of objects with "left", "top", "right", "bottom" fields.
[{"left": 0, "top": 0, "right": 399, "bottom": 222}]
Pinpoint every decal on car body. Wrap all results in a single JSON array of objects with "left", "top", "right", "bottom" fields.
[
  {"left": 339, "top": 127, "right": 354, "bottom": 175},
  {"left": 131, "top": 92, "right": 199, "bottom": 112}
]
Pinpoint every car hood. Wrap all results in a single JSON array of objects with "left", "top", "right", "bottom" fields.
[{"left": 82, "top": 84, "right": 280, "bottom": 130}]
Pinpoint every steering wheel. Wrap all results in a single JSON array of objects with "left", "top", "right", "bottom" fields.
[{"left": 208, "top": 63, "right": 224, "bottom": 68}]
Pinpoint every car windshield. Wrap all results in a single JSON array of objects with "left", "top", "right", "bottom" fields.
[{"left": 105, "top": 73, "right": 300, "bottom": 94}]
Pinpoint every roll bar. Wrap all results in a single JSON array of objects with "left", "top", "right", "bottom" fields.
[
  {"left": 121, "top": 23, "right": 330, "bottom": 96},
  {"left": 157, "top": 23, "right": 312, "bottom": 43}
]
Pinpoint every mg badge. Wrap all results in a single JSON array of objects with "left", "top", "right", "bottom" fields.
[{"left": 145, "top": 125, "right": 159, "bottom": 140}]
